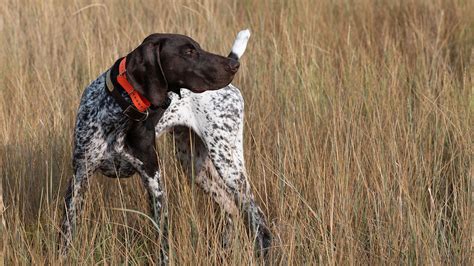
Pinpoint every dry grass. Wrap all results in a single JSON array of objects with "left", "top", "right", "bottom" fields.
[{"left": 1, "top": 0, "right": 473, "bottom": 264}]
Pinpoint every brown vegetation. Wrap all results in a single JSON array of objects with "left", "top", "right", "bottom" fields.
[{"left": 1, "top": 0, "right": 472, "bottom": 264}]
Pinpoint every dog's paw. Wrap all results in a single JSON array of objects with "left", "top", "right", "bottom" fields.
[{"left": 255, "top": 224, "right": 272, "bottom": 258}]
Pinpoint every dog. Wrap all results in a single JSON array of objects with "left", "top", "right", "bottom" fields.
[{"left": 60, "top": 30, "right": 271, "bottom": 262}]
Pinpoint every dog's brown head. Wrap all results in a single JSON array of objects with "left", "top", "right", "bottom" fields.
[{"left": 125, "top": 33, "right": 240, "bottom": 107}]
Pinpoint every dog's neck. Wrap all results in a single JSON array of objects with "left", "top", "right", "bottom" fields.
[
  {"left": 116, "top": 57, "right": 151, "bottom": 112},
  {"left": 105, "top": 57, "right": 170, "bottom": 121}
]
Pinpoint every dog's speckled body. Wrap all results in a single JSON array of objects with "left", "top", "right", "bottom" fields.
[{"left": 60, "top": 30, "right": 271, "bottom": 262}]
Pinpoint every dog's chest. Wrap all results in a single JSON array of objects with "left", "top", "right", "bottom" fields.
[
  {"left": 79, "top": 74, "right": 137, "bottom": 178},
  {"left": 98, "top": 156, "right": 135, "bottom": 178},
  {"left": 99, "top": 130, "right": 135, "bottom": 178}
]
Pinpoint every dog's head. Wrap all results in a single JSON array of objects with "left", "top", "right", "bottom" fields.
[{"left": 125, "top": 33, "right": 240, "bottom": 107}]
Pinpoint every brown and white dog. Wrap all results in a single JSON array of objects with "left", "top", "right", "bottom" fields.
[{"left": 60, "top": 29, "right": 271, "bottom": 263}]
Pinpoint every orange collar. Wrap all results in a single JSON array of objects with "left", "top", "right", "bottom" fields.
[{"left": 116, "top": 57, "right": 151, "bottom": 112}]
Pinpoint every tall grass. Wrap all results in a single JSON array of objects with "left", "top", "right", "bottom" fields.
[{"left": 1, "top": 0, "right": 472, "bottom": 264}]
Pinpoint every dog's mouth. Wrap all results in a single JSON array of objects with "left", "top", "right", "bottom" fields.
[
  {"left": 188, "top": 84, "right": 228, "bottom": 93},
  {"left": 196, "top": 76, "right": 235, "bottom": 92},
  {"left": 169, "top": 73, "right": 234, "bottom": 95},
  {"left": 168, "top": 87, "right": 206, "bottom": 98},
  {"left": 189, "top": 88, "right": 208, "bottom": 93},
  {"left": 185, "top": 84, "right": 223, "bottom": 94}
]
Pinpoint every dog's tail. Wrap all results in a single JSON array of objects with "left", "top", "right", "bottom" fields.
[{"left": 228, "top": 29, "right": 251, "bottom": 60}]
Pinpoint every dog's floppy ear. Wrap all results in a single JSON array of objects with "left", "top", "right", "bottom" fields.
[{"left": 126, "top": 39, "right": 168, "bottom": 107}]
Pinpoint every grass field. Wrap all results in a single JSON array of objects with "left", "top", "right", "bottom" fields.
[{"left": 1, "top": 0, "right": 472, "bottom": 264}]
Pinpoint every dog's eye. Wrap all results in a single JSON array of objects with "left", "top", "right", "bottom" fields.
[{"left": 184, "top": 48, "right": 196, "bottom": 56}]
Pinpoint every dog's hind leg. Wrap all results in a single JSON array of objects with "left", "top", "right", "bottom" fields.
[
  {"left": 173, "top": 127, "right": 238, "bottom": 248},
  {"left": 196, "top": 90, "right": 272, "bottom": 256},
  {"left": 204, "top": 136, "right": 272, "bottom": 257}
]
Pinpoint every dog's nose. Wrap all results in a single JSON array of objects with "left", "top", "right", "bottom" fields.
[{"left": 225, "top": 59, "right": 240, "bottom": 73}]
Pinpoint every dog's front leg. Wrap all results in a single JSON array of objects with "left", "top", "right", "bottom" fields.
[
  {"left": 122, "top": 126, "right": 169, "bottom": 265},
  {"left": 122, "top": 151, "right": 168, "bottom": 264},
  {"left": 140, "top": 169, "right": 168, "bottom": 265},
  {"left": 59, "top": 160, "right": 97, "bottom": 255}
]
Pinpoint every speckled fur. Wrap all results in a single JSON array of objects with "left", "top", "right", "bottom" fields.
[
  {"left": 60, "top": 30, "right": 271, "bottom": 261},
  {"left": 60, "top": 71, "right": 170, "bottom": 261},
  {"left": 159, "top": 88, "right": 271, "bottom": 253}
]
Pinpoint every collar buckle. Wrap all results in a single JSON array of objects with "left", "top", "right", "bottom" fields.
[{"left": 123, "top": 105, "right": 149, "bottom": 122}]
